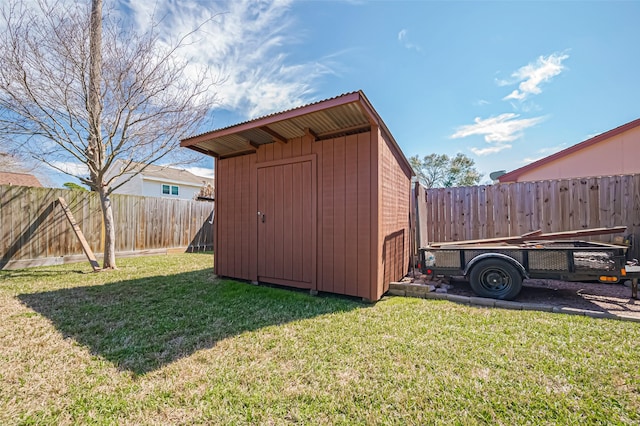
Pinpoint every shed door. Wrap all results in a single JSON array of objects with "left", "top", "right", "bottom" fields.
[{"left": 257, "top": 157, "right": 316, "bottom": 289}]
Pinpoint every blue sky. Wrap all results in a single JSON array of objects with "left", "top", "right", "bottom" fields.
[{"left": 48, "top": 0, "right": 640, "bottom": 186}]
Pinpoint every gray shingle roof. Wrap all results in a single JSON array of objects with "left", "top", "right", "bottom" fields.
[{"left": 118, "top": 160, "right": 212, "bottom": 185}]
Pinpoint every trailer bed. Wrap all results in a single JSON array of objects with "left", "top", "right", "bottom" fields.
[{"left": 420, "top": 239, "right": 631, "bottom": 300}]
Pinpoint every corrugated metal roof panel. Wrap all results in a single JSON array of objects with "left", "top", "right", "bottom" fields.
[
  {"left": 184, "top": 91, "right": 360, "bottom": 141},
  {"left": 238, "top": 128, "right": 275, "bottom": 145},
  {"left": 267, "top": 121, "right": 306, "bottom": 139},
  {"left": 215, "top": 136, "right": 243, "bottom": 152},
  {"left": 181, "top": 90, "right": 413, "bottom": 175},
  {"left": 277, "top": 104, "right": 369, "bottom": 137},
  {"left": 334, "top": 102, "right": 370, "bottom": 127}
]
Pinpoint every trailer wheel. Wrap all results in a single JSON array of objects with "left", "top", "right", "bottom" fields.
[{"left": 469, "top": 259, "right": 523, "bottom": 300}]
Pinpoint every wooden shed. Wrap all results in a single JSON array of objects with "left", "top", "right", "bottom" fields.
[{"left": 181, "top": 91, "right": 413, "bottom": 301}]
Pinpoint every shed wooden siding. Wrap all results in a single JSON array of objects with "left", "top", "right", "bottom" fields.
[
  {"left": 213, "top": 128, "right": 411, "bottom": 301},
  {"left": 377, "top": 128, "right": 411, "bottom": 298},
  {"left": 214, "top": 154, "right": 256, "bottom": 281},
  {"left": 313, "top": 131, "right": 377, "bottom": 299}
]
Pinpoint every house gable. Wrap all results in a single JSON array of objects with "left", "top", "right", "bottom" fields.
[
  {"left": 499, "top": 117, "right": 640, "bottom": 182},
  {"left": 106, "top": 160, "right": 213, "bottom": 199}
]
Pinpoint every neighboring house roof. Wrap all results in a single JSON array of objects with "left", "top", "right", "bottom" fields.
[
  {"left": 113, "top": 160, "right": 213, "bottom": 185},
  {"left": 0, "top": 171, "right": 43, "bottom": 187},
  {"left": 498, "top": 117, "right": 640, "bottom": 183},
  {"left": 180, "top": 90, "right": 413, "bottom": 174}
]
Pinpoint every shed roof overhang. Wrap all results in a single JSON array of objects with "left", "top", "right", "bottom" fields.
[{"left": 181, "top": 90, "right": 413, "bottom": 174}]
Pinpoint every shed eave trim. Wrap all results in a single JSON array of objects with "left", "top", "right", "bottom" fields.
[
  {"left": 355, "top": 92, "right": 414, "bottom": 177},
  {"left": 219, "top": 149, "right": 258, "bottom": 159},
  {"left": 314, "top": 124, "right": 371, "bottom": 141},
  {"left": 186, "top": 144, "right": 217, "bottom": 157},
  {"left": 260, "top": 126, "right": 288, "bottom": 144},
  {"left": 181, "top": 91, "right": 362, "bottom": 147}
]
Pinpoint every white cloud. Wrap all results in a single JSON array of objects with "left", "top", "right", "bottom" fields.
[
  {"left": 522, "top": 156, "right": 542, "bottom": 163},
  {"left": 502, "top": 53, "right": 569, "bottom": 101},
  {"left": 521, "top": 143, "right": 567, "bottom": 163},
  {"left": 452, "top": 113, "right": 545, "bottom": 143},
  {"left": 49, "top": 161, "right": 88, "bottom": 176},
  {"left": 453, "top": 113, "right": 545, "bottom": 157},
  {"left": 185, "top": 166, "right": 215, "bottom": 179},
  {"left": 471, "top": 144, "right": 512, "bottom": 156},
  {"left": 537, "top": 144, "right": 566, "bottom": 155},
  {"left": 119, "top": 0, "right": 334, "bottom": 118},
  {"left": 495, "top": 77, "right": 510, "bottom": 87},
  {"left": 585, "top": 132, "right": 602, "bottom": 139},
  {"left": 397, "top": 28, "right": 421, "bottom": 51},
  {"left": 503, "top": 90, "right": 525, "bottom": 101}
]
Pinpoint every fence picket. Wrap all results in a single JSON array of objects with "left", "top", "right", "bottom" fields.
[
  {"left": 417, "top": 174, "right": 640, "bottom": 259},
  {"left": 0, "top": 185, "right": 214, "bottom": 269}
]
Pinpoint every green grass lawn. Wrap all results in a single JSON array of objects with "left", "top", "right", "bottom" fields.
[{"left": 1, "top": 253, "right": 639, "bottom": 425}]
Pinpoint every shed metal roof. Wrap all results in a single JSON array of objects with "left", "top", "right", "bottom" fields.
[{"left": 181, "top": 90, "right": 413, "bottom": 172}]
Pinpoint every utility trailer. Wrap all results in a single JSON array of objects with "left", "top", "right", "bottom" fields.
[{"left": 419, "top": 230, "right": 637, "bottom": 300}]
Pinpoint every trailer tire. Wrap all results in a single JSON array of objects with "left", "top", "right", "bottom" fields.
[{"left": 468, "top": 258, "right": 523, "bottom": 300}]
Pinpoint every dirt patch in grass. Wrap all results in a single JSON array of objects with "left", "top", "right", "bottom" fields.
[{"left": 445, "top": 277, "right": 640, "bottom": 318}]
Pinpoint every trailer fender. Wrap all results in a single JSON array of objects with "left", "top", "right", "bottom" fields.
[{"left": 463, "top": 253, "right": 529, "bottom": 279}]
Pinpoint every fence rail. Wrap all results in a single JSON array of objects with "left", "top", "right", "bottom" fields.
[
  {"left": 0, "top": 185, "right": 214, "bottom": 269},
  {"left": 416, "top": 174, "right": 640, "bottom": 259}
]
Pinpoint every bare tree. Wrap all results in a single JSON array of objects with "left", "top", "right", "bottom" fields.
[
  {"left": 0, "top": 151, "right": 29, "bottom": 173},
  {"left": 0, "top": 0, "right": 217, "bottom": 268},
  {"left": 0, "top": 151, "right": 54, "bottom": 186},
  {"left": 194, "top": 181, "right": 214, "bottom": 200},
  {"left": 409, "top": 153, "right": 482, "bottom": 188}
]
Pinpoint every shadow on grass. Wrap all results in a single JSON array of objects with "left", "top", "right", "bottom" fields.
[
  {"left": 1, "top": 269, "right": 88, "bottom": 279},
  {"left": 18, "top": 269, "right": 363, "bottom": 375}
]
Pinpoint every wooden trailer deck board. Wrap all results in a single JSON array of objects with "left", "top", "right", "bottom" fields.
[{"left": 429, "top": 226, "right": 627, "bottom": 248}]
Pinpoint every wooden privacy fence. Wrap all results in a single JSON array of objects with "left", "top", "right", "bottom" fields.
[
  {"left": 0, "top": 185, "right": 214, "bottom": 269},
  {"left": 415, "top": 174, "right": 640, "bottom": 259}
]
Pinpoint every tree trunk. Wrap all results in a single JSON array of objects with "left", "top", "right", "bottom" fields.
[
  {"left": 88, "top": 0, "right": 115, "bottom": 268},
  {"left": 99, "top": 186, "right": 117, "bottom": 269}
]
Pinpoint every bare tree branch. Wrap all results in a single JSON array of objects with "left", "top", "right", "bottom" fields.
[{"left": 0, "top": 0, "right": 218, "bottom": 268}]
